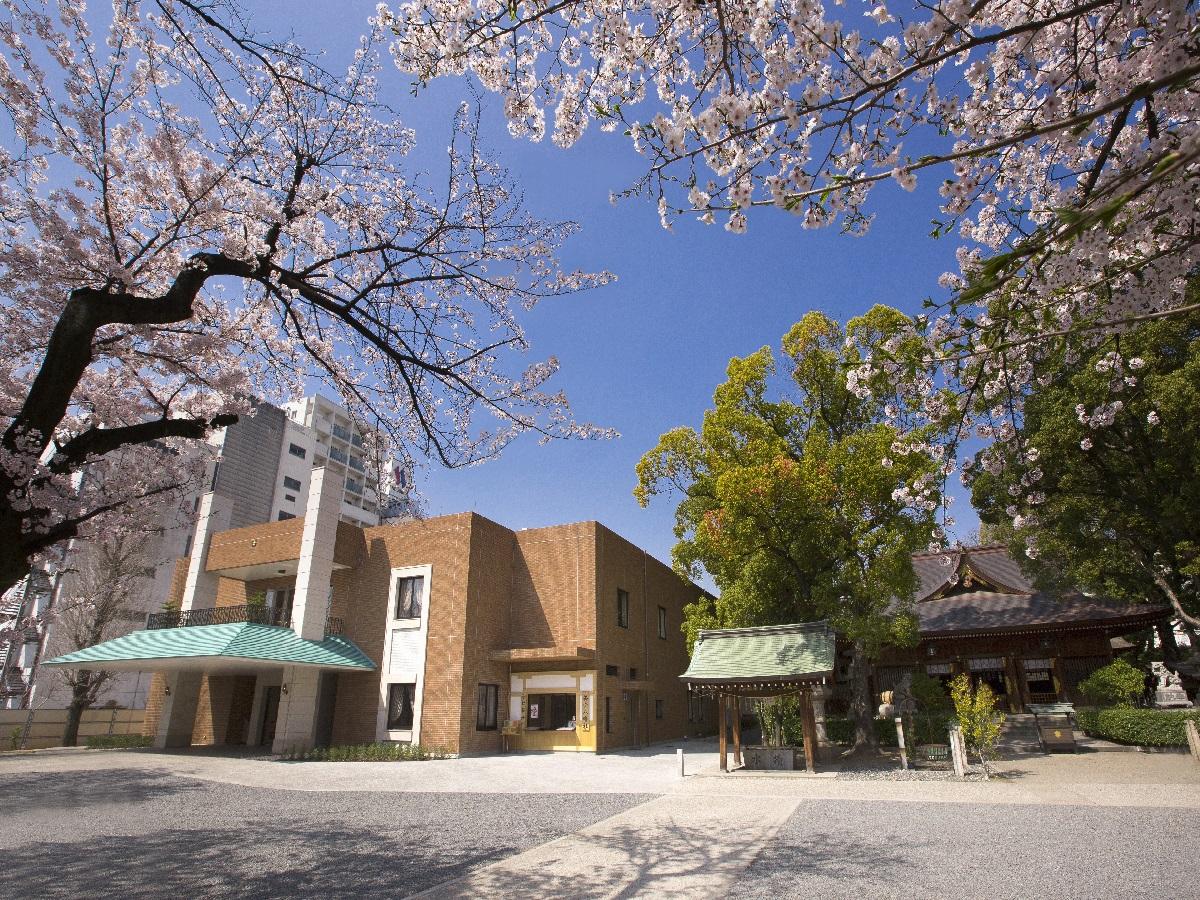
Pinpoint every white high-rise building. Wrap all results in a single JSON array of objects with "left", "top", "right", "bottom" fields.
[{"left": 6, "top": 394, "right": 393, "bottom": 714}]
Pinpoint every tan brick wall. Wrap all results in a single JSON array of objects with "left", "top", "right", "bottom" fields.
[
  {"left": 593, "top": 524, "right": 707, "bottom": 751},
  {"left": 327, "top": 513, "right": 476, "bottom": 751},
  {"left": 456, "top": 515, "right": 517, "bottom": 755},
  {"left": 205, "top": 518, "right": 304, "bottom": 572},
  {"left": 511, "top": 522, "right": 597, "bottom": 650}
]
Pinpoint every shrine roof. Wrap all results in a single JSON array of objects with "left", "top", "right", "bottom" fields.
[{"left": 680, "top": 621, "right": 835, "bottom": 690}]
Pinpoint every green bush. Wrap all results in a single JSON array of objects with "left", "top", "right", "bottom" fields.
[
  {"left": 1076, "top": 706, "right": 1200, "bottom": 747},
  {"left": 86, "top": 734, "right": 152, "bottom": 749},
  {"left": 823, "top": 717, "right": 899, "bottom": 747},
  {"left": 281, "top": 742, "right": 449, "bottom": 762},
  {"left": 1077, "top": 659, "right": 1146, "bottom": 707}
]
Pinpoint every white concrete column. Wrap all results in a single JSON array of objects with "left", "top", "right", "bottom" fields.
[
  {"left": 292, "top": 467, "right": 343, "bottom": 640},
  {"left": 181, "top": 493, "right": 233, "bottom": 612},
  {"left": 271, "top": 665, "right": 322, "bottom": 753},
  {"left": 153, "top": 671, "right": 203, "bottom": 748}
]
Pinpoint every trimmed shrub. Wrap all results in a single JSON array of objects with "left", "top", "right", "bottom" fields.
[
  {"left": 1076, "top": 706, "right": 1200, "bottom": 747},
  {"left": 1077, "top": 659, "right": 1146, "bottom": 707},
  {"left": 86, "top": 734, "right": 152, "bottom": 749},
  {"left": 823, "top": 717, "right": 899, "bottom": 747},
  {"left": 281, "top": 742, "right": 449, "bottom": 762}
]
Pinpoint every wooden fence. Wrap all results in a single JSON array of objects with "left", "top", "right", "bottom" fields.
[{"left": 0, "top": 707, "right": 145, "bottom": 750}]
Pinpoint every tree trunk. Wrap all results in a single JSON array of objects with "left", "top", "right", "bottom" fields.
[
  {"left": 62, "top": 682, "right": 91, "bottom": 747},
  {"left": 846, "top": 638, "right": 879, "bottom": 755},
  {"left": 1157, "top": 621, "right": 1180, "bottom": 661}
]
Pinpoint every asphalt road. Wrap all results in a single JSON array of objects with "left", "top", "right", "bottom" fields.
[
  {"left": 0, "top": 767, "right": 650, "bottom": 898},
  {"left": 742, "top": 798, "right": 1200, "bottom": 900},
  {"left": 3, "top": 760, "right": 1198, "bottom": 899}
]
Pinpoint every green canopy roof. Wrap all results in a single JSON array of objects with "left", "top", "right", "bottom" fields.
[
  {"left": 42, "top": 622, "right": 376, "bottom": 673},
  {"left": 681, "top": 622, "right": 835, "bottom": 693}
]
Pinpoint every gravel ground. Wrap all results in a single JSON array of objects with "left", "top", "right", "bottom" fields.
[
  {"left": 834, "top": 766, "right": 988, "bottom": 781},
  {"left": 0, "top": 767, "right": 650, "bottom": 898},
  {"left": 741, "top": 798, "right": 1200, "bottom": 900}
]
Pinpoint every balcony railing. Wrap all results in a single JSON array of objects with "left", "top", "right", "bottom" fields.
[
  {"left": 146, "top": 604, "right": 344, "bottom": 636},
  {"left": 331, "top": 424, "right": 352, "bottom": 442},
  {"left": 329, "top": 446, "right": 348, "bottom": 464}
]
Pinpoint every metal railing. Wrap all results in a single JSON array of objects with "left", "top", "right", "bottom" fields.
[{"left": 146, "top": 604, "right": 345, "bottom": 636}]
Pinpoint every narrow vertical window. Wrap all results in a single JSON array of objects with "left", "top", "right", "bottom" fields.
[
  {"left": 617, "top": 588, "right": 629, "bottom": 628},
  {"left": 657, "top": 606, "right": 667, "bottom": 639},
  {"left": 387, "top": 683, "right": 415, "bottom": 730},
  {"left": 476, "top": 684, "right": 498, "bottom": 731},
  {"left": 395, "top": 575, "right": 424, "bottom": 619},
  {"left": 655, "top": 699, "right": 664, "bottom": 720},
  {"left": 605, "top": 696, "right": 612, "bottom": 733}
]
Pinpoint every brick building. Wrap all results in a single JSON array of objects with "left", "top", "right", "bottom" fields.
[{"left": 46, "top": 468, "right": 714, "bottom": 754}]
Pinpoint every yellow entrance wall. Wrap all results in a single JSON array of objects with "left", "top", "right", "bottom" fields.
[{"left": 507, "top": 670, "right": 597, "bottom": 752}]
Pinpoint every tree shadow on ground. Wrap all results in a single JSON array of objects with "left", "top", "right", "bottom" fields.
[
  {"left": 2, "top": 821, "right": 523, "bottom": 899},
  {"left": 13, "top": 768, "right": 204, "bottom": 810}
]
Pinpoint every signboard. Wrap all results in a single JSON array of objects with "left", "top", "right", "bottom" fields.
[{"left": 529, "top": 703, "right": 539, "bottom": 719}]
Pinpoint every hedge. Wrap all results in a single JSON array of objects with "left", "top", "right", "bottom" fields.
[
  {"left": 281, "top": 742, "right": 448, "bottom": 761},
  {"left": 85, "top": 734, "right": 152, "bottom": 749},
  {"left": 1076, "top": 706, "right": 1200, "bottom": 747}
]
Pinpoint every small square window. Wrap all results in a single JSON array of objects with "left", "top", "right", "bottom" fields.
[
  {"left": 284, "top": 494, "right": 296, "bottom": 502},
  {"left": 387, "top": 683, "right": 415, "bottom": 730},
  {"left": 629, "top": 667, "right": 638, "bottom": 680},
  {"left": 617, "top": 589, "right": 629, "bottom": 628},
  {"left": 395, "top": 575, "right": 424, "bottom": 619},
  {"left": 288, "top": 443, "right": 307, "bottom": 459},
  {"left": 655, "top": 699, "right": 664, "bottom": 720},
  {"left": 605, "top": 664, "right": 619, "bottom": 677},
  {"left": 658, "top": 606, "right": 667, "bottom": 640},
  {"left": 283, "top": 475, "right": 302, "bottom": 491}
]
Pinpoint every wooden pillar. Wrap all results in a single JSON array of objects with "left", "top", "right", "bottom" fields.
[
  {"left": 800, "top": 690, "right": 818, "bottom": 773},
  {"left": 718, "top": 693, "right": 728, "bottom": 772},
  {"left": 732, "top": 694, "right": 742, "bottom": 767}
]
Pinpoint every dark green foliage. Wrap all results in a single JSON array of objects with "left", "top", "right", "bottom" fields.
[
  {"left": 1077, "top": 659, "right": 1146, "bottom": 707},
  {"left": 85, "top": 734, "right": 152, "bottom": 749},
  {"left": 281, "top": 742, "right": 449, "bottom": 761},
  {"left": 1076, "top": 707, "right": 1200, "bottom": 747}
]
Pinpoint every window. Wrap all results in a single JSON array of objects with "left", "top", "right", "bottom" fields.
[
  {"left": 277, "top": 511, "right": 295, "bottom": 521},
  {"left": 284, "top": 494, "right": 296, "bottom": 502},
  {"left": 688, "top": 695, "right": 706, "bottom": 723},
  {"left": 617, "top": 588, "right": 629, "bottom": 628},
  {"left": 655, "top": 699, "right": 664, "bottom": 720},
  {"left": 658, "top": 606, "right": 667, "bottom": 640},
  {"left": 288, "top": 443, "right": 307, "bottom": 459},
  {"left": 182, "top": 534, "right": 192, "bottom": 557},
  {"left": 283, "top": 475, "right": 302, "bottom": 491},
  {"left": 526, "top": 693, "right": 576, "bottom": 730},
  {"left": 476, "top": 684, "right": 498, "bottom": 731},
  {"left": 605, "top": 696, "right": 612, "bottom": 733},
  {"left": 629, "top": 667, "right": 638, "bottom": 680},
  {"left": 395, "top": 575, "right": 424, "bottom": 619},
  {"left": 387, "top": 683, "right": 415, "bottom": 730},
  {"left": 605, "top": 664, "right": 619, "bottom": 677}
]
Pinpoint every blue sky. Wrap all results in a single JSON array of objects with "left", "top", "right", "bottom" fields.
[{"left": 258, "top": 2, "right": 979, "bottom": 574}]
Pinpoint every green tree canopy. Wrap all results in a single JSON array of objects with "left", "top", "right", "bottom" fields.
[
  {"left": 972, "top": 312, "right": 1200, "bottom": 632},
  {"left": 636, "top": 307, "right": 948, "bottom": 751}
]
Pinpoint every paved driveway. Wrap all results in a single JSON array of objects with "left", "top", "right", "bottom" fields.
[{"left": 2, "top": 745, "right": 1198, "bottom": 898}]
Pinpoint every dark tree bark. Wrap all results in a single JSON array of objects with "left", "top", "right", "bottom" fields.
[
  {"left": 62, "top": 679, "right": 95, "bottom": 747},
  {"left": 847, "top": 639, "right": 880, "bottom": 755}
]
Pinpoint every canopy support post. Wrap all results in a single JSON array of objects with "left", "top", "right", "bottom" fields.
[
  {"left": 732, "top": 693, "right": 742, "bottom": 768},
  {"left": 801, "top": 690, "right": 818, "bottom": 773},
  {"left": 719, "top": 692, "right": 728, "bottom": 773}
]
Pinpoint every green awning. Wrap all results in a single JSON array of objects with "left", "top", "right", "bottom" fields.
[
  {"left": 681, "top": 621, "right": 835, "bottom": 692},
  {"left": 42, "top": 622, "right": 376, "bottom": 673}
]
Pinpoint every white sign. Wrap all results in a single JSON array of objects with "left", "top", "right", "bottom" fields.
[{"left": 529, "top": 703, "right": 539, "bottom": 719}]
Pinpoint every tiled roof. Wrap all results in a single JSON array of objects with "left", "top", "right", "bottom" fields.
[
  {"left": 42, "top": 622, "right": 376, "bottom": 672},
  {"left": 681, "top": 622, "right": 835, "bottom": 685},
  {"left": 916, "top": 590, "right": 1168, "bottom": 636},
  {"left": 912, "top": 545, "right": 1033, "bottom": 601}
]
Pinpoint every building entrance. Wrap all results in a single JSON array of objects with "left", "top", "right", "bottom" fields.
[{"left": 260, "top": 685, "right": 281, "bottom": 745}]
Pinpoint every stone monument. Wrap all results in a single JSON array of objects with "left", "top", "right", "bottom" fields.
[{"left": 1152, "top": 662, "right": 1193, "bottom": 709}]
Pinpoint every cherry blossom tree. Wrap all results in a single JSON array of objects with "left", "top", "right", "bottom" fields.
[
  {"left": 0, "top": 0, "right": 612, "bottom": 597},
  {"left": 386, "top": 0, "right": 1198, "bottom": 546}
]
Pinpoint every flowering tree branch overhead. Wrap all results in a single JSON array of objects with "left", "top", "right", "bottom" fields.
[
  {"left": 386, "top": 0, "right": 1198, "bottom": 549},
  {"left": 0, "top": 0, "right": 612, "bottom": 596}
]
